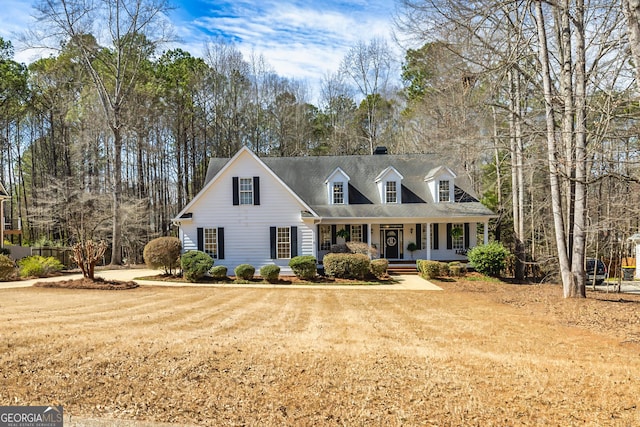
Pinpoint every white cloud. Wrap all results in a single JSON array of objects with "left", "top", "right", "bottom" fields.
[{"left": 1, "top": 0, "right": 399, "bottom": 100}]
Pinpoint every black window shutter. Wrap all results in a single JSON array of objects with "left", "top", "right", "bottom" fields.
[
  {"left": 270, "top": 227, "right": 277, "bottom": 258},
  {"left": 433, "top": 224, "right": 439, "bottom": 249},
  {"left": 317, "top": 225, "right": 321, "bottom": 251},
  {"left": 331, "top": 225, "right": 337, "bottom": 244},
  {"left": 344, "top": 224, "right": 350, "bottom": 241},
  {"left": 464, "top": 223, "right": 470, "bottom": 248},
  {"left": 218, "top": 227, "right": 225, "bottom": 259},
  {"left": 197, "top": 227, "right": 204, "bottom": 251},
  {"left": 232, "top": 177, "right": 239, "bottom": 205},
  {"left": 362, "top": 224, "right": 368, "bottom": 243},
  {"left": 253, "top": 176, "right": 260, "bottom": 205},
  {"left": 416, "top": 224, "right": 422, "bottom": 249},
  {"left": 446, "top": 223, "right": 453, "bottom": 250},
  {"left": 291, "top": 226, "right": 298, "bottom": 257}
]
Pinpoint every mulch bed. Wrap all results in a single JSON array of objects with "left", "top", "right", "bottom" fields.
[{"left": 33, "top": 277, "right": 139, "bottom": 290}]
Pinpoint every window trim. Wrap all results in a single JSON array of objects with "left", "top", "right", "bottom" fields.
[
  {"left": 239, "top": 177, "right": 254, "bottom": 205},
  {"left": 333, "top": 182, "right": 344, "bottom": 204},
  {"left": 385, "top": 181, "right": 398, "bottom": 203},
  {"left": 451, "top": 223, "right": 464, "bottom": 250},
  {"left": 438, "top": 180, "right": 450, "bottom": 202},
  {"left": 319, "top": 224, "right": 332, "bottom": 251},
  {"left": 203, "top": 228, "right": 218, "bottom": 259}
]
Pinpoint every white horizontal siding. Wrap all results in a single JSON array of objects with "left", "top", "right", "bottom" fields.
[{"left": 179, "top": 151, "right": 313, "bottom": 275}]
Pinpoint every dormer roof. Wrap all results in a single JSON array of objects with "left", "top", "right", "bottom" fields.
[
  {"left": 325, "top": 167, "right": 350, "bottom": 184},
  {"left": 375, "top": 166, "right": 403, "bottom": 183},
  {"left": 424, "top": 165, "right": 457, "bottom": 181}
]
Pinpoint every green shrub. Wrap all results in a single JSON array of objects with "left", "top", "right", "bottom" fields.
[
  {"left": 0, "top": 254, "right": 16, "bottom": 281},
  {"left": 323, "top": 253, "right": 371, "bottom": 279},
  {"left": 438, "top": 262, "right": 450, "bottom": 277},
  {"left": 209, "top": 265, "right": 228, "bottom": 279},
  {"left": 370, "top": 258, "right": 388, "bottom": 278},
  {"left": 418, "top": 260, "right": 442, "bottom": 279},
  {"left": 260, "top": 264, "right": 280, "bottom": 283},
  {"left": 143, "top": 237, "right": 181, "bottom": 274},
  {"left": 234, "top": 264, "right": 255, "bottom": 280},
  {"left": 180, "top": 250, "right": 213, "bottom": 282},
  {"left": 289, "top": 255, "right": 317, "bottom": 280},
  {"left": 18, "top": 256, "right": 64, "bottom": 278},
  {"left": 467, "top": 241, "right": 511, "bottom": 277},
  {"left": 448, "top": 261, "right": 466, "bottom": 277}
]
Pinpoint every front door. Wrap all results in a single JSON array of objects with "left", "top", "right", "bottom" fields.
[{"left": 384, "top": 229, "right": 400, "bottom": 259}]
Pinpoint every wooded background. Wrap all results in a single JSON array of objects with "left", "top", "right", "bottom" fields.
[{"left": 1, "top": 0, "right": 639, "bottom": 293}]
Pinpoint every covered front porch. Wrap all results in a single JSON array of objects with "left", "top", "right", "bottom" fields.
[{"left": 313, "top": 220, "right": 490, "bottom": 263}]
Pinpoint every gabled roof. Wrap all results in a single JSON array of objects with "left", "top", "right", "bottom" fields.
[
  {"left": 174, "top": 146, "right": 316, "bottom": 221},
  {"left": 198, "top": 150, "right": 495, "bottom": 220}
]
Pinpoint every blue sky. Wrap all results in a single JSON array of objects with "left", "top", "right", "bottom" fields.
[{"left": 1, "top": 0, "right": 398, "bottom": 97}]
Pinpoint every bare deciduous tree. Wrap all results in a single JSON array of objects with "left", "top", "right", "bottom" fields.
[{"left": 31, "top": 0, "right": 173, "bottom": 265}]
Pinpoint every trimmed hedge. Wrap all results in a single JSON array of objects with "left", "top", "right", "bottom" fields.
[
  {"left": 234, "top": 264, "right": 255, "bottom": 280},
  {"left": 180, "top": 250, "right": 213, "bottom": 282},
  {"left": 448, "top": 261, "right": 466, "bottom": 277},
  {"left": 260, "top": 264, "right": 281, "bottom": 283},
  {"left": 0, "top": 254, "right": 16, "bottom": 281},
  {"left": 18, "top": 255, "right": 64, "bottom": 278},
  {"left": 209, "top": 265, "right": 228, "bottom": 279},
  {"left": 289, "top": 255, "right": 317, "bottom": 280},
  {"left": 370, "top": 258, "right": 388, "bottom": 278},
  {"left": 143, "top": 236, "right": 181, "bottom": 274},
  {"left": 323, "top": 253, "right": 371, "bottom": 279},
  {"left": 417, "top": 259, "right": 445, "bottom": 279}
]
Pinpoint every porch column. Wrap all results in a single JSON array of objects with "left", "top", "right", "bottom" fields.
[
  {"left": 311, "top": 223, "right": 317, "bottom": 260},
  {"left": 426, "top": 222, "right": 432, "bottom": 260},
  {"left": 484, "top": 221, "right": 489, "bottom": 244},
  {"left": 368, "top": 222, "right": 373, "bottom": 259}
]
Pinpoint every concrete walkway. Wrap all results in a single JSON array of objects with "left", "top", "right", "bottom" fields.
[{"left": 0, "top": 269, "right": 442, "bottom": 291}]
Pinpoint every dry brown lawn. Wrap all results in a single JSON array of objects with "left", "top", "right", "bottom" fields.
[{"left": 1, "top": 278, "right": 639, "bottom": 426}]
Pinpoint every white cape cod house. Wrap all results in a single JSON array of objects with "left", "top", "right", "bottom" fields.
[{"left": 173, "top": 147, "right": 496, "bottom": 274}]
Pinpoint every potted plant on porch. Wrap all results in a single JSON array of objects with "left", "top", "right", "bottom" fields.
[{"left": 407, "top": 242, "right": 418, "bottom": 259}]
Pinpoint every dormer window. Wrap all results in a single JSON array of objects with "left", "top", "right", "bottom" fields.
[
  {"left": 438, "top": 180, "right": 450, "bottom": 202},
  {"left": 386, "top": 181, "right": 397, "bottom": 203},
  {"left": 376, "top": 166, "right": 403, "bottom": 204},
  {"left": 333, "top": 182, "right": 344, "bottom": 204},
  {"left": 326, "top": 168, "right": 350, "bottom": 205},
  {"left": 425, "top": 166, "right": 456, "bottom": 204}
]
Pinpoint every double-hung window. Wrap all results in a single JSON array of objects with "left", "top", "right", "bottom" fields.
[
  {"left": 350, "top": 225, "right": 363, "bottom": 242},
  {"left": 385, "top": 181, "right": 397, "bottom": 203},
  {"left": 277, "top": 227, "right": 291, "bottom": 259},
  {"left": 439, "top": 180, "right": 450, "bottom": 202},
  {"left": 319, "top": 225, "right": 332, "bottom": 251},
  {"left": 203, "top": 228, "right": 218, "bottom": 258},
  {"left": 451, "top": 224, "right": 464, "bottom": 250},
  {"left": 333, "top": 182, "right": 344, "bottom": 204},
  {"left": 421, "top": 224, "right": 438, "bottom": 250},
  {"left": 239, "top": 178, "right": 254, "bottom": 205}
]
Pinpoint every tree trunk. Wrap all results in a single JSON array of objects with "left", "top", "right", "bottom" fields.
[
  {"left": 110, "top": 123, "right": 123, "bottom": 265},
  {"left": 534, "top": 0, "right": 574, "bottom": 294},
  {"left": 622, "top": 0, "right": 640, "bottom": 90}
]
